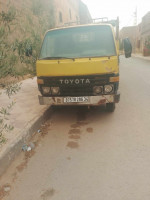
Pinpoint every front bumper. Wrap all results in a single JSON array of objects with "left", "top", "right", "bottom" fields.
[{"left": 38, "top": 93, "right": 120, "bottom": 105}]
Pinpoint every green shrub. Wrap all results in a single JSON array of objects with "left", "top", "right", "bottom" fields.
[{"left": 0, "top": 83, "right": 21, "bottom": 144}]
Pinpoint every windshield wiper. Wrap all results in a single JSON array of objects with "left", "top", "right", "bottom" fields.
[
  {"left": 88, "top": 55, "right": 115, "bottom": 58},
  {"left": 76, "top": 55, "right": 116, "bottom": 59},
  {"left": 40, "top": 57, "right": 75, "bottom": 60}
]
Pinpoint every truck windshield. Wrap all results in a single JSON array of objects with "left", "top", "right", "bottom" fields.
[{"left": 39, "top": 25, "right": 116, "bottom": 59}]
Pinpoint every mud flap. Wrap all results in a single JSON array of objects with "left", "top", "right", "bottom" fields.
[{"left": 114, "top": 92, "right": 120, "bottom": 103}]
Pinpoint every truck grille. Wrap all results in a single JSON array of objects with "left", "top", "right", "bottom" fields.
[
  {"left": 39, "top": 74, "right": 118, "bottom": 96},
  {"left": 60, "top": 85, "right": 93, "bottom": 96}
]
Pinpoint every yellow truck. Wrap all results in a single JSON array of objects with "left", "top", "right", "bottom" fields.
[{"left": 36, "top": 18, "right": 132, "bottom": 112}]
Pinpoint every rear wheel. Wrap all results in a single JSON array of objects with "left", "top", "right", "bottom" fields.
[{"left": 106, "top": 103, "right": 115, "bottom": 112}]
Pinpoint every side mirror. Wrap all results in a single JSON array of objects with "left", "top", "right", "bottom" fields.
[
  {"left": 25, "top": 46, "right": 32, "bottom": 57},
  {"left": 123, "top": 38, "right": 132, "bottom": 58}
]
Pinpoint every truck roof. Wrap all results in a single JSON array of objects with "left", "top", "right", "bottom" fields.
[{"left": 46, "top": 23, "right": 113, "bottom": 33}]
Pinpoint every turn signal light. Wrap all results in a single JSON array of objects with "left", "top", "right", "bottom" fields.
[
  {"left": 109, "top": 76, "right": 119, "bottom": 82},
  {"left": 37, "top": 78, "right": 44, "bottom": 84}
]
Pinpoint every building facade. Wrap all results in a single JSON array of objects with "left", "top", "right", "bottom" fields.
[
  {"left": 141, "top": 12, "right": 150, "bottom": 55},
  {"left": 52, "top": 0, "right": 80, "bottom": 27},
  {"left": 120, "top": 11, "right": 150, "bottom": 55},
  {"left": 52, "top": 0, "right": 91, "bottom": 27},
  {"left": 79, "top": 1, "right": 92, "bottom": 24},
  {"left": 120, "top": 26, "right": 137, "bottom": 53},
  {"left": 0, "top": 0, "right": 91, "bottom": 28}
]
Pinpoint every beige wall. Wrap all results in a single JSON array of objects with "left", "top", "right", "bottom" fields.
[
  {"left": 141, "top": 12, "right": 150, "bottom": 48},
  {"left": 120, "top": 26, "right": 137, "bottom": 53},
  {"left": 119, "top": 11, "right": 150, "bottom": 54},
  {"left": 53, "top": 0, "right": 92, "bottom": 27},
  {"left": 0, "top": 0, "right": 91, "bottom": 28},
  {"left": 53, "top": 0, "right": 80, "bottom": 27},
  {"left": 79, "top": 1, "right": 92, "bottom": 24}
]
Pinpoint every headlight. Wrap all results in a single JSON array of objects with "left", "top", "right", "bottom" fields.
[
  {"left": 51, "top": 87, "right": 60, "bottom": 95},
  {"left": 104, "top": 85, "right": 113, "bottom": 93},
  {"left": 93, "top": 86, "right": 103, "bottom": 95},
  {"left": 42, "top": 87, "right": 51, "bottom": 94}
]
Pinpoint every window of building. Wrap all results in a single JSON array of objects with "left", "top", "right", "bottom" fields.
[{"left": 59, "top": 12, "right": 63, "bottom": 23}]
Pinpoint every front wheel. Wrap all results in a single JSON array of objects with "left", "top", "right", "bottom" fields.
[{"left": 106, "top": 103, "right": 115, "bottom": 112}]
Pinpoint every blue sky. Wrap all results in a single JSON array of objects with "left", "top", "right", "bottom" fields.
[{"left": 82, "top": 0, "right": 150, "bottom": 28}]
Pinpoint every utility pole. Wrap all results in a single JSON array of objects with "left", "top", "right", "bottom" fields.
[
  {"left": 133, "top": 7, "right": 138, "bottom": 53},
  {"left": 133, "top": 7, "right": 137, "bottom": 26}
]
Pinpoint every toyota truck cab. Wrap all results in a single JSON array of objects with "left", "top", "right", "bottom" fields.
[{"left": 36, "top": 18, "right": 132, "bottom": 112}]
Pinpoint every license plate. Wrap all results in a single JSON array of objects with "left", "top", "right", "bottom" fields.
[{"left": 64, "top": 97, "right": 89, "bottom": 103}]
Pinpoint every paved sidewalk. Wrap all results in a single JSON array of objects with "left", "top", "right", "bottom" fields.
[
  {"left": 132, "top": 53, "right": 150, "bottom": 61},
  {"left": 0, "top": 78, "right": 52, "bottom": 176}
]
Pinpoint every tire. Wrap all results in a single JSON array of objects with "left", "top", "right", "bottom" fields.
[{"left": 106, "top": 103, "right": 115, "bottom": 112}]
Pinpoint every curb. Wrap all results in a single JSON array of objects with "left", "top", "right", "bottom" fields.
[
  {"left": 132, "top": 54, "right": 150, "bottom": 61},
  {"left": 0, "top": 106, "right": 53, "bottom": 177}
]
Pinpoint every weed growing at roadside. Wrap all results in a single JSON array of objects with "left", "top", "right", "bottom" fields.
[
  {"left": 0, "top": 83, "right": 21, "bottom": 144},
  {"left": 0, "top": 0, "right": 55, "bottom": 144}
]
